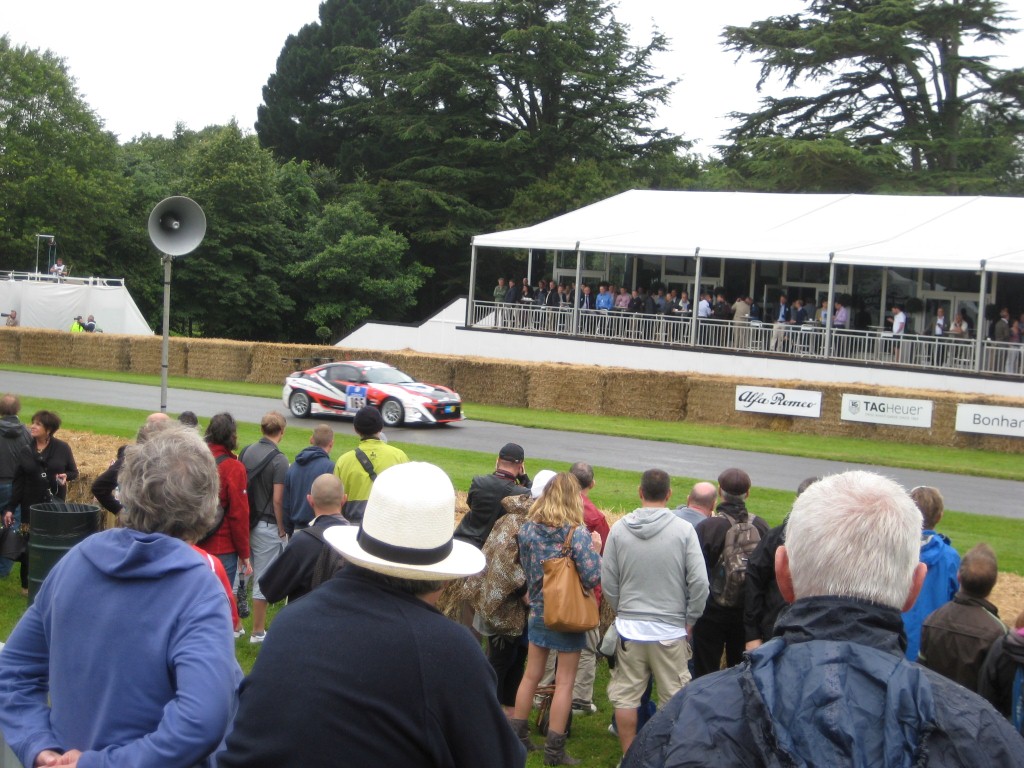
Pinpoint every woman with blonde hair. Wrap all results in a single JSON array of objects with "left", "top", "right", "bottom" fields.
[{"left": 510, "top": 472, "right": 602, "bottom": 765}]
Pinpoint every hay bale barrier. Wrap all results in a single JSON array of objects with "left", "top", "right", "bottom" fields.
[
  {"left": 69, "top": 333, "right": 131, "bottom": 372},
  {"left": 0, "top": 328, "right": 1023, "bottom": 452}
]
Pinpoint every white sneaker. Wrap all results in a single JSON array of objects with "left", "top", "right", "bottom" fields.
[
  {"left": 233, "top": 627, "right": 245, "bottom": 638},
  {"left": 249, "top": 631, "right": 266, "bottom": 645}
]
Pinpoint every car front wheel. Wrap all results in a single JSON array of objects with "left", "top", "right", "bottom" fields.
[
  {"left": 289, "top": 391, "right": 311, "bottom": 418},
  {"left": 380, "top": 398, "right": 404, "bottom": 427}
]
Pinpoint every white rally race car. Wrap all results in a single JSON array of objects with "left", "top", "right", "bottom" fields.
[{"left": 282, "top": 360, "right": 463, "bottom": 427}]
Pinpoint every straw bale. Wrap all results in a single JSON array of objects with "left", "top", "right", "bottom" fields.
[
  {"left": 0, "top": 328, "right": 20, "bottom": 363},
  {"left": 526, "top": 363, "right": 605, "bottom": 415},
  {"left": 16, "top": 329, "right": 71, "bottom": 368},
  {"left": 452, "top": 359, "right": 531, "bottom": 407},
  {"left": 68, "top": 333, "right": 131, "bottom": 372},
  {"left": 184, "top": 339, "right": 253, "bottom": 382},
  {"left": 386, "top": 351, "right": 457, "bottom": 389},
  {"left": 602, "top": 369, "right": 688, "bottom": 422},
  {"left": 249, "top": 342, "right": 337, "bottom": 383},
  {"left": 128, "top": 336, "right": 187, "bottom": 376}
]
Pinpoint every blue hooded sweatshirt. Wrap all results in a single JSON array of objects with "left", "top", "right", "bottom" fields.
[
  {"left": 0, "top": 528, "right": 242, "bottom": 768},
  {"left": 283, "top": 445, "right": 334, "bottom": 530},
  {"left": 902, "top": 530, "right": 960, "bottom": 661}
]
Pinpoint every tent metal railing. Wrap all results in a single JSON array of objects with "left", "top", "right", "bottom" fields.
[{"left": 466, "top": 301, "right": 1022, "bottom": 379}]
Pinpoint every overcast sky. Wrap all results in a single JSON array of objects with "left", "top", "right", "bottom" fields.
[{"left": 5, "top": 1, "right": 1024, "bottom": 152}]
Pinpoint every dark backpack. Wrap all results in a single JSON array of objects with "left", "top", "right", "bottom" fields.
[
  {"left": 710, "top": 512, "right": 761, "bottom": 608},
  {"left": 239, "top": 444, "right": 283, "bottom": 529},
  {"left": 298, "top": 524, "right": 346, "bottom": 589},
  {"left": 197, "top": 454, "right": 231, "bottom": 545}
]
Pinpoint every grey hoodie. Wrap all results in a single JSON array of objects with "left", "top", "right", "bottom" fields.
[{"left": 602, "top": 506, "right": 709, "bottom": 630}]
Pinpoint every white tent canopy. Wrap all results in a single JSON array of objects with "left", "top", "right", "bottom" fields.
[{"left": 472, "top": 190, "right": 1024, "bottom": 273}]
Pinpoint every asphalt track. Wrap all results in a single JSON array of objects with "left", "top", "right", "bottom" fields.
[{"left": 2, "top": 370, "right": 1019, "bottom": 520}]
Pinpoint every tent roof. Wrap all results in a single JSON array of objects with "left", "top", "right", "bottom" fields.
[{"left": 472, "top": 190, "right": 1024, "bottom": 273}]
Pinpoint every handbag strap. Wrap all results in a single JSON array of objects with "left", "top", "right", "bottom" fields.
[{"left": 561, "top": 526, "right": 575, "bottom": 555}]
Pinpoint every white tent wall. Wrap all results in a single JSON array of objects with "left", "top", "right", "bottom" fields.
[{"left": 0, "top": 280, "right": 153, "bottom": 335}]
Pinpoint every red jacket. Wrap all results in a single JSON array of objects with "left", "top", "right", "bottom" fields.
[
  {"left": 198, "top": 443, "right": 250, "bottom": 559},
  {"left": 583, "top": 494, "right": 610, "bottom": 605}
]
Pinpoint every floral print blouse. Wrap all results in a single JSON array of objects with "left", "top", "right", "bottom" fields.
[{"left": 517, "top": 521, "right": 601, "bottom": 621}]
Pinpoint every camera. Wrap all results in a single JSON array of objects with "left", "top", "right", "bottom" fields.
[{"left": 0, "top": 313, "right": 8, "bottom": 318}]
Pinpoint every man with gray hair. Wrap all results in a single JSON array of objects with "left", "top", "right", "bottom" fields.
[
  {"left": 0, "top": 424, "right": 242, "bottom": 768},
  {"left": 623, "top": 471, "right": 1024, "bottom": 768}
]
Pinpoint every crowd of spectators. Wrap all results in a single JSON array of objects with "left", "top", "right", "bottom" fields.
[{"left": 0, "top": 399, "right": 1022, "bottom": 767}]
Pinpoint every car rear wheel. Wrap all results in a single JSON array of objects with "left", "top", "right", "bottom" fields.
[
  {"left": 289, "top": 391, "right": 312, "bottom": 418},
  {"left": 380, "top": 398, "right": 404, "bottom": 427}
]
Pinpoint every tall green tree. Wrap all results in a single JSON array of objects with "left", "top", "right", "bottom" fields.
[
  {"left": 290, "top": 200, "right": 431, "bottom": 338},
  {"left": 723, "top": 0, "right": 1024, "bottom": 191},
  {"left": 0, "top": 37, "right": 127, "bottom": 273},
  {"left": 172, "top": 123, "right": 298, "bottom": 340},
  {"left": 259, "top": 0, "right": 684, "bottom": 314},
  {"left": 256, "top": 0, "right": 425, "bottom": 175}
]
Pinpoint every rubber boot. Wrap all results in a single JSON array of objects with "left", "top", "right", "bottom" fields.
[
  {"left": 543, "top": 730, "right": 580, "bottom": 766},
  {"left": 509, "top": 718, "right": 538, "bottom": 752}
]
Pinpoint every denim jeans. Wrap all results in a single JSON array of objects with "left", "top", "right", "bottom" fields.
[
  {"left": 215, "top": 552, "right": 239, "bottom": 591},
  {"left": 0, "top": 481, "right": 20, "bottom": 579}
]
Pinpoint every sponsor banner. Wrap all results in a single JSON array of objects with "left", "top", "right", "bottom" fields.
[
  {"left": 841, "top": 394, "right": 933, "bottom": 429},
  {"left": 955, "top": 404, "right": 1024, "bottom": 438},
  {"left": 735, "top": 386, "right": 822, "bottom": 418}
]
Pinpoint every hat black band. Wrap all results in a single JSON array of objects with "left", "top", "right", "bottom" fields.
[{"left": 357, "top": 527, "right": 453, "bottom": 566}]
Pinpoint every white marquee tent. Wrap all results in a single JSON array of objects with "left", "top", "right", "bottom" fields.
[{"left": 471, "top": 190, "right": 1024, "bottom": 273}]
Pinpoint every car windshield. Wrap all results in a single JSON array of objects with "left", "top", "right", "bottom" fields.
[{"left": 362, "top": 367, "right": 415, "bottom": 385}]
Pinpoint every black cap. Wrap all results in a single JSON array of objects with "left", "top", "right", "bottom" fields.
[
  {"left": 718, "top": 468, "right": 751, "bottom": 496},
  {"left": 354, "top": 405, "right": 384, "bottom": 436},
  {"left": 498, "top": 442, "right": 525, "bottom": 463}
]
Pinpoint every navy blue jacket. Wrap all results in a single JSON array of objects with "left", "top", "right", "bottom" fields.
[
  {"left": 624, "top": 596, "right": 1024, "bottom": 768},
  {"left": 282, "top": 446, "right": 334, "bottom": 534}
]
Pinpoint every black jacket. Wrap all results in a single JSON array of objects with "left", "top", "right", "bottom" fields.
[
  {"left": 259, "top": 514, "right": 349, "bottom": 604},
  {"left": 743, "top": 520, "right": 788, "bottom": 643},
  {"left": 696, "top": 502, "right": 770, "bottom": 617},
  {"left": 7, "top": 437, "right": 78, "bottom": 524},
  {"left": 0, "top": 416, "right": 30, "bottom": 483},
  {"left": 624, "top": 597, "right": 1024, "bottom": 768},
  {"left": 454, "top": 471, "right": 530, "bottom": 548},
  {"left": 220, "top": 567, "right": 526, "bottom": 768},
  {"left": 979, "top": 627, "right": 1024, "bottom": 716}
]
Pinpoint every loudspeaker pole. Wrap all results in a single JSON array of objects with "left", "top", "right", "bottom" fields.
[
  {"left": 161, "top": 254, "right": 173, "bottom": 411},
  {"left": 148, "top": 196, "right": 206, "bottom": 413}
]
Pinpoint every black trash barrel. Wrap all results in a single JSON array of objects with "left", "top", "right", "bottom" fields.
[{"left": 28, "top": 502, "right": 102, "bottom": 604}]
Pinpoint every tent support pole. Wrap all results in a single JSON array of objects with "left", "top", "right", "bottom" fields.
[
  {"left": 571, "top": 243, "right": 582, "bottom": 335},
  {"left": 467, "top": 244, "right": 478, "bottom": 327},
  {"left": 975, "top": 264, "right": 987, "bottom": 373},
  {"left": 825, "top": 255, "right": 836, "bottom": 357},
  {"left": 527, "top": 249, "right": 533, "bottom": 288},
  {"left": 690, "top": 248, "right": 702, "bottom": 347}
]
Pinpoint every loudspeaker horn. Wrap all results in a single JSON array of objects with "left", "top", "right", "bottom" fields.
[{"left": 148, "top": 196, "right": 206, "bottom": 257}]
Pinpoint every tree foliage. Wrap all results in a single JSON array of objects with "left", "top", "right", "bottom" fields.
[
  {"left": 290, "top": 200, "right": 431, "bottom": 338},
  {"left": 0, "top": 37, "right": 127, "bottom": 273},
  {"left": 723, "top": 0, "right": 1024, "bottom": 190}
]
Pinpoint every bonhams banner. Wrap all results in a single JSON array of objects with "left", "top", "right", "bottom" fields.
[
  {"left": 955, "top": 404, "right": 1024, "bottom": 438},
  {"left": 735, "top": 386, "right": 822, "bottom": 418},
  {"left": 841, "top": 394, "right": 933, "bottom": 429}
]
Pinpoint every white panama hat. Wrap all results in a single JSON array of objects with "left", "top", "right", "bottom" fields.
[{"left": 324, "top": 462, "right": 485, "bottom": 580}]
